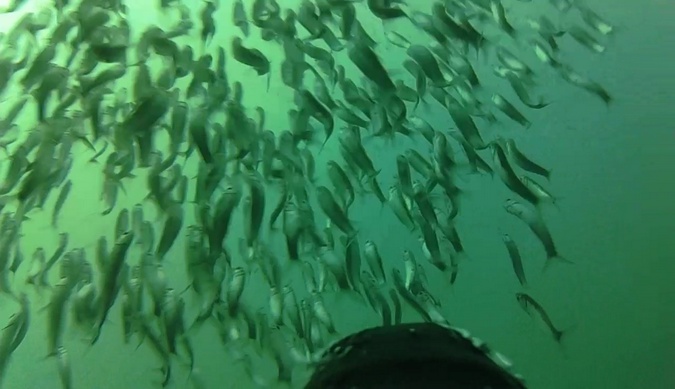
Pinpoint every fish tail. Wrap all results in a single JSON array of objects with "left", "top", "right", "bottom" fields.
[
  {"left": 542, "top": 254, "right": 574, "bottom": 273},
  {"left": 285, "top": 235, "right": 300, "bottom": 261},
  {"left": 43, "top": 350, "right": 58, "bottom": 360},
  {"left": 344, "top": 230, "right": 360, "bottom": 249},
  {"left": 551, "top": 194, "right": 566, "bottom": 211},
  {"left": 553, "top": 320, "right": 579, "bottom": 350},
  {"left": 90, "top": 325, "right": 102, "bottom": 345},
  {"left": 448, "top": 265, "right": 459, "bottom": 285},
  {"left": 127, "top": 60, "right": 143, "bottom": 68},
  {"left": 161, "top": 362, "right": 172, "bottom": 387}
]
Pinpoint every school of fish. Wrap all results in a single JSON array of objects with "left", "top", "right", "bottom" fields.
[{"left": 0, "top": 0, "right": 614, "bottom": 388}]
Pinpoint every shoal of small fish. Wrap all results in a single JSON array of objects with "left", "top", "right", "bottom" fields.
[{"left": 0, "top": 0, "right": 614, "bottom": 388}]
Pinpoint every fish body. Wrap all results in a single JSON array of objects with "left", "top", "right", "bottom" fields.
[
  {"left": 516, "top": 292, "right": 566, "bottom": 343},
  {"left": 92, "top": 231, "right": 134, "bottom": 344},
  {"left": 503, "top": 234, "right": 527, "bottom": 287},
  {"left": 504, "top": 199, "right": 571, "bottom": 270}
]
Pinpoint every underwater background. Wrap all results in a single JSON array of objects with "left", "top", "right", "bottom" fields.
[{"left": 0, "top": 0, "right": 673, "bottom": 388}]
